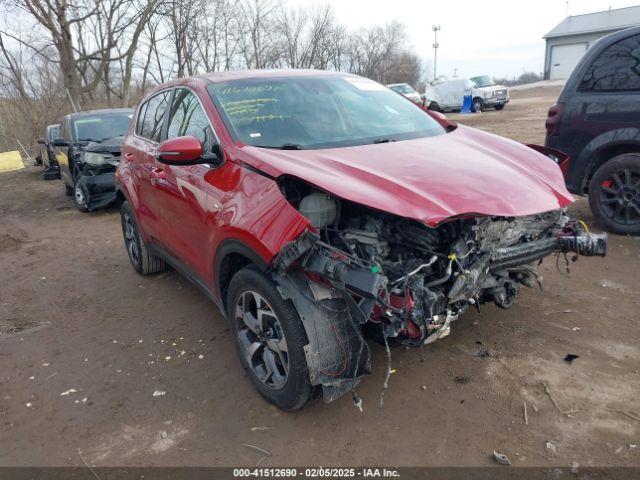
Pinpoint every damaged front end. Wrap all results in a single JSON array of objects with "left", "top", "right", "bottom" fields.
[
  {"left": 75, "top": 139, "right": 122, "bottom": 211},
  {"left": 272, "top": 184, "right": 607, "bottom": 403}
]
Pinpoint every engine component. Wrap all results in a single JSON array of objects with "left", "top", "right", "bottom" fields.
[
  {"left": 271, "top": 199, "right": 608, "bottom": 404},
  {"left": 299, "top": 192, "right": 337, "bottom": 228},
  {"left": 558, "top": 231, "right": 607, "bottom": 257}
]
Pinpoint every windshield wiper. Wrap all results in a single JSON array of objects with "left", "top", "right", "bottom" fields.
[
  {"left": 255, "top": 143, "right": 304, "bottom": 150},
  {"left": 372, "top": 138, "right": 396, "bottom": 144}
]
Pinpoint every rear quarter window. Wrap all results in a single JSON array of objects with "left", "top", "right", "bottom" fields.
[{"left": 579, "top": 34, "right": 640, "bottom": 92}]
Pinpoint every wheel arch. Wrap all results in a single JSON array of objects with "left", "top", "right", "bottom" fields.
[
  {"left": 214, "top": 239, "right": 269, "bottom": 315},
  {"left": 115, "top": 188, "right": 127, "bottom": 208},
  {"left": 577, "top": 129, "right": 640, "bottom": 193}
]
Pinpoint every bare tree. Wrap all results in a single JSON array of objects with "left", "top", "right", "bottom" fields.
[
  {"left": 238, "top": 0, "right": 280, "bottom": 69},
  {"left": 0, "top": 0, "right": 434, "bottom": 150},
  {"left": 276, "top": 3, "right": 337, "bottom": 69}
]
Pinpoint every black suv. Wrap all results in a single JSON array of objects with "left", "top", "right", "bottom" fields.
[
  {"left": 37, "top": 123, "right": 61, "bottom": 180},
  {"left": 54, "top": 109, "right": 133, "bottom": 211},
  {"left": 545, "top": 26, "right": 640, "bottom": 235}
]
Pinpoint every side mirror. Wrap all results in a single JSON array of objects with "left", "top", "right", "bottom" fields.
[
  {"left": 156, "top": 136, "right": 223, "bottom": 167},
  {"left": 37, "top": 138, "right": 46, "bottom": 144},
  {"left": 53, "top": 138, "right": 69, "bottom": 147}
]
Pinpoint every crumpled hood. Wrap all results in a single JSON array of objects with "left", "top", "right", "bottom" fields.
[
  {"left": 238, "top": 125, "right": 574, "bottom": 226},
  {"left": 83, "top": 136, "right": 124, "bottom": 156}
]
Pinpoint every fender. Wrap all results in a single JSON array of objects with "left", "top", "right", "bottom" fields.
[{"left": 571, "top": 128, "right": 640, "bottom": 193}]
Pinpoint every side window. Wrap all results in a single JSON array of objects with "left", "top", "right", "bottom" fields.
[
  {"left": 579, "top": 34, "right": 640, "bottom": 92},
  {"left": 62, "top": 120, "right": 71, "bottom": 141},
  {"left": 48, "top": 125, "right": 60, "bottom": 142},
  {"left": 135, "top": 102, "right": 148, "bottom": 136},
  {"left": 138, "top": 91, "right": 170, "bottom": 142},
  {"left": 166, "top": 89, "right": 215, "bottom": 150}
]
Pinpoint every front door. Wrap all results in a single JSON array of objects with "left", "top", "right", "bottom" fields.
[{"left": 151, "top": 88, "right": 226, "bottom": 281}]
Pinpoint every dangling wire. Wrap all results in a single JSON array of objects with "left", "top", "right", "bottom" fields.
[{"left": 379, "top": 325, "right": 392, "bottom": 408}]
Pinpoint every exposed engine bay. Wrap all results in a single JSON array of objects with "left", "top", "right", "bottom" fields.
[{"left": 272, "top": 178, "right": 607, "bottom": 404}]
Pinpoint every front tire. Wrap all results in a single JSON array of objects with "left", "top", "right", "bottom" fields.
[
  {"left": 226, "top": 266, "right": 318, "bottom": 410},
  {"left": 473, "top": 97, "right": 484, "bottom": 112},
  {"left": 74, "top": 181, "right": 89, "bottom": 212},
  {"left": 120, "top": 201, "right": 166, "bottom": 275},
  {"left": 588, "top": 153, "right": 640, "bottom": 235}
]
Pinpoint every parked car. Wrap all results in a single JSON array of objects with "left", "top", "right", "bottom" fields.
[
  {"left": 387, "top": 83, "right": 422, "bottom": 104},
  {"left": 545, "top": 26, "right": 640, "bottom": 235},
  {"left": 426, "top": 77, "right": 510, "bottom": 112},
  {"left": 117, "top": 70, "right": 606, "bottom": 410},
  {"left": 469, "top": 75, "right": 510, "bottom": 111},
  {"left": 36, "top": 123, "right": 61, "bottom": 180},
  {"left": 54, "top": 108, "right": 133, "bottom": 211}
]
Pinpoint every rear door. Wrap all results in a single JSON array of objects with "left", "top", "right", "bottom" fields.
[
  {"left": 125, "top": 90, "right": 171, "bottom": 242},
  {"left": 150, "top": 87, "right": 225, "bottom": 280}
]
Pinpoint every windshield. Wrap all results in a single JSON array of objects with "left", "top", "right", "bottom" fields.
[
  {"left": 470, "top": 75, "right": 495, "bottom": 88},
  {"left": 72, "top": 112, "right": 133, "bottom": 142},
  {"left": 389, "top": 84, "right": 416, "bottom": 95},
  {"left": 208, "top": 76, "right": 444, "bottom": 149}
]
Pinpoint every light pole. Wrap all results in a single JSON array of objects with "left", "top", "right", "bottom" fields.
[{"left": 432, "top": 25, "right": 441, "bottom": 81}]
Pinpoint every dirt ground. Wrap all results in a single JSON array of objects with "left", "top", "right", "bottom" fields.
[{"left": 1, "top": 86, "right": 639, "bottom": 468}]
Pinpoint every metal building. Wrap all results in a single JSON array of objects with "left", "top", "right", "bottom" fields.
[{"left": 543, "top": 5, "right": 640, "bottom": 80}]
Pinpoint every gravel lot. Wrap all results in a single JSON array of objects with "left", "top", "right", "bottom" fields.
[{"left": 1, "top": 85, "right": 639, "bottom": 467}]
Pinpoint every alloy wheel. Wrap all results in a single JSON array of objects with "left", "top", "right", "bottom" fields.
[
  {"left": 122, "top": 211, "right": 141, "bottom": 266},
  {"left": 234, "top": 290, "right": 289, "bottom": 390},
  {"left": 599, "top": 168, "right": 640, "bottom": 226}
]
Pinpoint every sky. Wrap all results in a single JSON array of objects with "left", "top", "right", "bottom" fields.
[{"left": 288, "top": 0, "right": 640, "bottom": 79}]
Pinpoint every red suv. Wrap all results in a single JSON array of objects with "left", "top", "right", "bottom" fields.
[{"left": 117, "top": 70, "right": 606, "bottom": 410}]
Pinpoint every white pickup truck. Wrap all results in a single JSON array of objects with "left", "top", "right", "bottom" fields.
[{"left": 425, "top": 75, "right": 509, "bottom": 112}]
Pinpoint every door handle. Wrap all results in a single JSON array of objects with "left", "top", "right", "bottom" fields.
[{"left": 151, "top": 167, "right": 167, "bottom": 179}]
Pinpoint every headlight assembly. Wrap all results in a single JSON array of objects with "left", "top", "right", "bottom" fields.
[{"left": 83, "top": 152, "right": 112, "bottom": 166}]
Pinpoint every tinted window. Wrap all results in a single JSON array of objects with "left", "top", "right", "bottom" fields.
[
  {"left": 139, "top": 91, "right": 170, "bottom": 141},
  {"left": 135, "top": 102, "right": 148, "bottom": 136},
  {"left": 579, "top": 34, "right": 640, "bottom": 92},
  {"left": 209, "top": 76, "right": 444, "bottom": 149},
  {"left": 166, "top": 89, "right": 215, "bottom": 150},
  {"left": 61, "top": 119, "right": 71, "bottom": 141},
  {"left": 47, "top": 125, "right": 60, "bottom": 142}
]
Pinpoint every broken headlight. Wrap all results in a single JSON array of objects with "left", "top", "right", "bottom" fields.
[{"left": 83, "top": 152, "right": 113, "bottom": 166}]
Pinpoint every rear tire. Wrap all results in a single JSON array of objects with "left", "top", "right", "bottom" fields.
[
  {"left": 588, "top": 153, "right": 640, "bottom": 235},
  {"left": 428, "top": 102, "right": 441, "bottom": 112},
  {"left": 494, "top": 104, "right": 505, "bottom": 111},
  {"left": 64, "top": 183, "right": 73, "bottom": 196},
  {"left": 226, "top": 266, "right": 318, "bottom": 411},
  {"left": 120, "top": 201, "right": 166, "bottom": 275}
]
